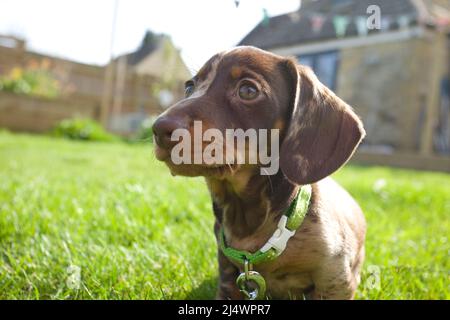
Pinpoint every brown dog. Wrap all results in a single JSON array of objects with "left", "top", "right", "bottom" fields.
[{"left": 153, "top": 46, "right": 366, "bottom": 300}]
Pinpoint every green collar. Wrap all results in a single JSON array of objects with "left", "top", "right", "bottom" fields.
[{"left": 219, "top": 185, "right": 312, "bottom": 266}]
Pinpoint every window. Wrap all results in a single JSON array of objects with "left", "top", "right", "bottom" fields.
[{"left": 297, "top": 51, "right": 340, "bottom": 91}]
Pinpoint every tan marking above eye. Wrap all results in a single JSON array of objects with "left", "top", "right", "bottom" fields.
[
  {"left": 231, "top": 66, "right": 243, "bottom": 79},
  {"left": 274, "top": 119, "right": 285, "bottom": 131}
]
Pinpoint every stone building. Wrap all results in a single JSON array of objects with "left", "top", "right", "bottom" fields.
[
  {"left": 108, "top": 31, "right": 191, "bottom": 132},
  {"left": 116, "top": 31, "right": 191, "bottom": 82},
  {"left": 240, "top": 0, "right": 450, "bottom": 158}
]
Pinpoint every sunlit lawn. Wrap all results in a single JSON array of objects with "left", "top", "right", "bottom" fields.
[{"left": 0, "top": 131, "right": 449, "bottom": 299}]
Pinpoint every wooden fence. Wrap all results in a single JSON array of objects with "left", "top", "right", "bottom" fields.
[
  {"left": 0, "top": 91, "right": 98, "bottom": 133},
  {"left": 0, "top": 35, "right": 182, "bottom": 135}
]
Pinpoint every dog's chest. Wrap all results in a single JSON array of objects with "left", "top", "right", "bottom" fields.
[
  {"left": 261, "top": 269, "right": 314, "bottom": 299},
  {"left": 227, "top": 237, "right": 317, "bottom": 299}
]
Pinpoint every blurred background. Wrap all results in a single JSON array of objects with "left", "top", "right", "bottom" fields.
[{"left": 0, "top": 0, "right": 449, "bottom": 171}]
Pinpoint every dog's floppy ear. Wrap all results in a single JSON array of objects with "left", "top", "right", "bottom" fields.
[{"left": 279, "top": 59, "right": 365, "bottom": 185}]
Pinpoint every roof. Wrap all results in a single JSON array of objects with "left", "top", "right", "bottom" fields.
[
  {"left": 238, "top": 0, "right": 443, "bottom": 49},
  {"left": 118, "top": 31, "right": 166, "bottom": 66}
]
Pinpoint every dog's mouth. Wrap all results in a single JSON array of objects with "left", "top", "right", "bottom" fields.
[
  {"left": 154, "top": 144, "right": 239, "bottom": 178},
  {"left": 165, "top": 160, "right": 239, "bottom": 178},
  {"left": 154, "top": 143, "right": 171, "bottom": 161}
]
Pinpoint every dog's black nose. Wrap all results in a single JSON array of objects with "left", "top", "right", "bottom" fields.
[{"left": 152, "top": 117, "right": 185, "bottom": 149}]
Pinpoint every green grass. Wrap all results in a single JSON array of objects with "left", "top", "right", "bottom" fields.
[{"left": 0, "top": 132, "right": 449, "bottom": 300}]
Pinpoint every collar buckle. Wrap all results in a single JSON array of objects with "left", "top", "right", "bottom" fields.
[{"left": 260, "top": 215, "right": 295, "bottom": 254}]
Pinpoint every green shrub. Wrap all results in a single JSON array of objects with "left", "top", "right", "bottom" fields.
[
  {"left": 131, "top": 117, "right": 157, "bottom": 143},
  {"left": 53, "top": 118, "right": 119, "bottom": 142},
  {"left": 0, "top": 67, "right": 60, "bottom": 98}
]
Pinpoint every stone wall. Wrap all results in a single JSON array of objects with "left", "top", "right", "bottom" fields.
[{"left": 337, "top": 33, "right": 449, "bottom": 153}]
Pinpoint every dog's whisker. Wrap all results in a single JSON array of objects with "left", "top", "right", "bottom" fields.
[{"left": 260, "top": 167, "right": 274, "bottom": 194}]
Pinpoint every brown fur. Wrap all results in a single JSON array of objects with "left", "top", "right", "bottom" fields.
[{"left": 153, "top": 46, "right": 366, "bottom": 300}]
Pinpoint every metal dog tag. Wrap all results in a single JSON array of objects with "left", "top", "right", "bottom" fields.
[{"left": 236, "top": 270, "right": 266, "bottom": 300}]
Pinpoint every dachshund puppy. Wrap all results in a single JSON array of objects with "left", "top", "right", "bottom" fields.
[{"left": 153, "top": 46, "right": 366, "bottom": 300}]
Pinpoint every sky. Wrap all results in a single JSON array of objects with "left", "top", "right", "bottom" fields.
[{"left": 0, "top": 0, "right": 300, "bottom": 72}]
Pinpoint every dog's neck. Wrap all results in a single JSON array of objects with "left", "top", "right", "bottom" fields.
[{"left": 206, "top": 167, "right": 299, "bottom": 246}]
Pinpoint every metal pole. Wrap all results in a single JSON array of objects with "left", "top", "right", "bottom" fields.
[{"left": 100, "top": 0, "right": 119, "bottom": 128}]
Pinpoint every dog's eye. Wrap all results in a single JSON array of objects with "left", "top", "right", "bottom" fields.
[
  {"left": 238, "top": 82, "right": 259, "bottom": 100},
  {"left": 185, "top": 81, "right": 195, "bottom": 98}
]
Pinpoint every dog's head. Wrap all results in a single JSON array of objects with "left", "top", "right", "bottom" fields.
[{"left": 153, "top": 46, "right": 365, "bottom": 184}]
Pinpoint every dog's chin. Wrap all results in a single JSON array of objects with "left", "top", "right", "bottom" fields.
[{"left": 164, "top": 161, "right": 238, "bottom": 179}]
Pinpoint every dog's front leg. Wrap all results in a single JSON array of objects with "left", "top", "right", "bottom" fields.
[
  {"left": 310, "top": 257, "right": 359, "bottom": 300},
  {"left": 216, "top": 250, "right": 243, "bottom": 300},
  {"left": 213, "top": 219, "right": 242, "bottom": 300}
]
